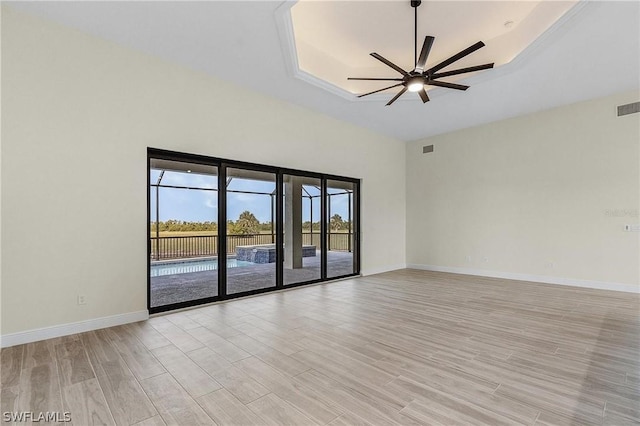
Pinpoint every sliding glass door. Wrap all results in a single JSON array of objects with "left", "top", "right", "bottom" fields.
[
  {"left": 327, "top": 179, "right": 358, "bottom": 279},
  {"left": 148, "top": 148, "right": 360, "bottom": 313},
  {"left": 225, "top": 168, "right": 277, "bottom": 295},
  {"left": 282, "top": 175, "right": 322, "bottom": 286},
  {"left": 149, "top": 158, "right": 219, "bottom": 309}
]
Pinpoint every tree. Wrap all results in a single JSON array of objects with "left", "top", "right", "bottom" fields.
[
  {"left": 330, "top": 214, "right": 344, "bottom": 231},
  {"left": 151, "top": 220, "right": 217, "bottom": 232},
  {"left": 233, "top": 211, "right": 260, "bottom": 235}
]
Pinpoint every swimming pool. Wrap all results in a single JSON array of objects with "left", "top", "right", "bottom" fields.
[{"left": 150, "top": 258, "right": 253, "bottom": 277}]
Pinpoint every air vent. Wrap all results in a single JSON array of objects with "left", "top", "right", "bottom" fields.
[
  {"left": 617, "top": 101, "right": 640, "bottom": 117},
  {"left": 423, "top": 145, "right": 434, "bottom": 154}
]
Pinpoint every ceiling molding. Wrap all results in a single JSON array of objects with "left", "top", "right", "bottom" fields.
[
  {"left": 11, "top": 0, "right": 635, "bottom": 141},
  {"left": 274, "top": 1, "right": 356, "bottom": 102},
  {"left": 274, "top": 0, "right": 589, "bottom": 104},
  {"left": 274, "top": 2, "right": 299, "bottom": 81},
  {"left": 461, "top": 0, "right": 589, "bottom": 86}
]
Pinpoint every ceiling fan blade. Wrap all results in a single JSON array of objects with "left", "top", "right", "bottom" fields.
[
  {"left": 427, "top": 80, "right": 469, "bottom": 91},
  {"left": 418, "top": 88, "right": 430, "bottom": 103},
  {"left": 357, "top": 83, "right": 403, "bottom": 98},
  {"left": 348, "top": 77, "right": 404, "bottom": 81},
  {"left": 386, "top": 87, "right": 408, "bottom": 106},
  {"left": 425, "top": 41, "right": 485, "bottom": 75},
  {"left": 370, "top": 53, "right": 409, "bottom": 76},
  {"left": 431, "top": 63, "right": 494, "bottom": 79},
  {"left": 415, "top": 36, "right": 435, "bottom": 73}
]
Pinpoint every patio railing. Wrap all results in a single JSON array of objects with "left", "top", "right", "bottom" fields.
[{"left": 150, "top": 232, "right": 352, "bottom": 260}]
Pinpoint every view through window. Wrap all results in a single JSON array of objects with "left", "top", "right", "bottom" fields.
[{"left": 148, "top": 150, "right": 360, "bottom": 313}]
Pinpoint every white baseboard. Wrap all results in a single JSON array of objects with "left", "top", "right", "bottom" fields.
[
  {"left": 406, "top": 264, "right": 640, "bottom": 294},
  {"left": 362, "top": 264, "right": 407, "bottom": 276},
  {"left": 0, "top": 310, "right": 149, "bottom": 348}
]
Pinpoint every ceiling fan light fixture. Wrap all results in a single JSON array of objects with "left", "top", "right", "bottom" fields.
[
  {"left": 407, "top": 77, "right": 424, "bottom": 92},
  {"left": 348, "top": 0, "right": 493, "bottom": 106}
]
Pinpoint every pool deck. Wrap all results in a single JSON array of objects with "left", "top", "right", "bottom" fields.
[{"left": 150, "top": 250, "right": 355, "bottom": 308}]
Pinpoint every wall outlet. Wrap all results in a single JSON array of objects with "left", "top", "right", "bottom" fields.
[
  {"left": 545, "top": 262, "right": 555, "bottom": 269},
  {"left": 482, "top": 257, "right": 489, "bottom": 263},
  {"left": 466, "top": 255, "right": 472, "bottom": 263},
  {"left": 77, "top": 295, "right": 87, "bottom": 305}
]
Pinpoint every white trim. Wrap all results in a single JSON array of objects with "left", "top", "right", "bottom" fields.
[
  {"left": 274, "top": 1, "right": 299, "bottom": 80},
  {"left": 274, "top": 1, "right": 355, "bottom": 101},
  {"left": 406, "top": 264, "right": 639, "bottom": 294},
  {"left": 0, "top": 310, "right": 149, "bottom": 348},
  {"left": 362, "top": 264, "right": 407, "bottom": 277}
]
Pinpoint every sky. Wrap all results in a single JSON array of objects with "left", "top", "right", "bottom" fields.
[{"left": 150, "top": 169, "right": 352, "bottom": 224}]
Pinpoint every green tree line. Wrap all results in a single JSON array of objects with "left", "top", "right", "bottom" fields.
[
  {"left": 151, "top": 212, "right": 352, "bottom": 234},
  {"left": 151, "top": 220, "right": 218, "bottom": 232}
]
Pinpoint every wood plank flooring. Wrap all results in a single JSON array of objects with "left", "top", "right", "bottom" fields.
[{"left": 1, "top": 269, "right": 639, "bottom": 425}]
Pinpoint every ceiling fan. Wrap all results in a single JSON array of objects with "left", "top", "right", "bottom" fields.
[{"left": 348, "top": 0, "right": 494, "bottom": 106}]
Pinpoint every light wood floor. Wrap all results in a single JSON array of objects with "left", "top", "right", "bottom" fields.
[{"left": 2, "top": 269, "right": 639, "bottom": 425}]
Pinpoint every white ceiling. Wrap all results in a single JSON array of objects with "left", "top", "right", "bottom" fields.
[{"left": 8, "top": 1, "right": 640, "bottom": 142}]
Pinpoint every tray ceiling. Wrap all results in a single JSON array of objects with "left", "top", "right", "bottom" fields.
[
  {"left": 289, "top": 1, "right": 577, "bottom": 97},
  {"left": 6, "top": 1, "right": 640, "bottom": 141}
]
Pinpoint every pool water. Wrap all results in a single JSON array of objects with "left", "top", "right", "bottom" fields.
[{"left": 151, "top": 259, "right": 252, "bottom": 277}]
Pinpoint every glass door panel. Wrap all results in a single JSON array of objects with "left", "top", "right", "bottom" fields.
[
  {"left": 282, "top": 175, "right": 322, "bottom": 285},
  {"left": 226, "top": 168, "right": 277, "bottom": 294},
  {"left": 326, "top": 179, "right": 358, "bottom": 278},
  {"left": 149, "top": 159, "right": 218, "bottom": 308}
]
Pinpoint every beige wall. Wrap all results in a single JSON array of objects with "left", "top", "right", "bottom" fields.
[
  {"left": 0, "top": 8, "right": 406, "bottom": 336},
  {"left": 2, "top": 5, "right": 638, "bottom": 341},
  {"left": 0, "top": 4, "right": 4, "bottom": 339},
  {"left": 407, "top": 90, "right": 640, "bottom": 289}
]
